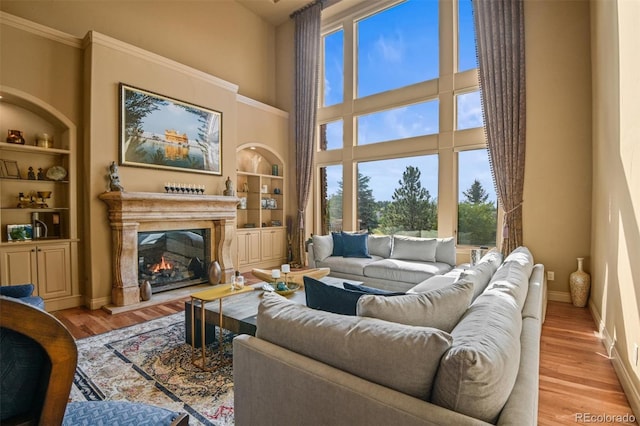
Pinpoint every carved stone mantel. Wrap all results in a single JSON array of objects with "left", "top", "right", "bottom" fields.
[{"left": 99, "top": 191, "right": 239, "bottom": 307}]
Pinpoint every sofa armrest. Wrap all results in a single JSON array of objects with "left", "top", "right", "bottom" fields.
[
  {"left": 307, "top": 243, "right": 317, "bottom": 268},
  {"left": 233, "top": 335, "right": 490, "bottom": 426}
]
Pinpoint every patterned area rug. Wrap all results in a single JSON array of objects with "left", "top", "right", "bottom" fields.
[{"left": 70, "top": 312, "right": 235, "bottom": 426}]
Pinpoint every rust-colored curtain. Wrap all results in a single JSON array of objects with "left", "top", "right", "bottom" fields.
[
  {"left": 473, "top": 0, "right": 526, "bottom": 255},
  {"left": 291, "top": 1, "right": 323, "bottom": 266}
]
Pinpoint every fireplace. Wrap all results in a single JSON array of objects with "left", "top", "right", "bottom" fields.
[
  {"left": 99, "top": 191, "right": 238, "bottom": 307},
  {"left": 138, "top": 229, "right": 211, "bottom": 293}
]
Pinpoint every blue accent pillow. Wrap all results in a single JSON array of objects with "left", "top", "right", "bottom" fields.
[
  {"left": 341, "top": 232, "right": 371, "bottom": 258},
  {"left": 304, "top": 276, "right": 364, "bottom": 316},
  {"left": 343, "top": 282, "right": 405, "bottom": 296},
  {"left": 331, "top": 232, "right": 344, "bottom": 256}
]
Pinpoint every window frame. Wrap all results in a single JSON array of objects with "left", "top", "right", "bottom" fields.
[{"left": 315, "top": 0, "right": 501, "bottom": 251}]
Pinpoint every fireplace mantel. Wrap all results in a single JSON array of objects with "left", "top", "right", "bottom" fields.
[{"left": 99, "top": 191, "right": 239, "bottom": 307}]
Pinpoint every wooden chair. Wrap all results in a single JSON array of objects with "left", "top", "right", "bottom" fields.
[{"left": 0, "top": 297, "right": 189, "bottom": 425}]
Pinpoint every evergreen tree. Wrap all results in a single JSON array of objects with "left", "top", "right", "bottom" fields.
[
  {"left": 458, "top": 180, "right": 497, "bottom": 246},
  {"left": 462, "top": 179, "right": 490, "bottom": 204},
  {"left": 379, "top": 166, "right": 436, "bottom": 232},
  {"left": 357, "top": 173, "right": 378, "bottom": 231}
]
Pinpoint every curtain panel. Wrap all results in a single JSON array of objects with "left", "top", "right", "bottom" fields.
[
  {"left": 473, "top": 0, "right": 527, "bottom": 255},
  {"left": 291, "top": 1, "right": 323, "bottom": 266}
]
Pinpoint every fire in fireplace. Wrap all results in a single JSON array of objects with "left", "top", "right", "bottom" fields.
[{"left": 138, "top": 229, "right": 211, "bottom": 293}]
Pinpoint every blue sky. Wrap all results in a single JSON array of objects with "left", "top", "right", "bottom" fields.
[{"left": 323, "top": 0, "right": 495, "bottom": 204}]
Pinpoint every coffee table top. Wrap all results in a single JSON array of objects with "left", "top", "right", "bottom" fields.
[{"left": 190, "top": 283, "right": 254, "bottom": 302}]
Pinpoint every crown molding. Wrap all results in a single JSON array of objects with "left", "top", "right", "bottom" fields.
[
  {"left": 237, "top": 94, "right": 289, "bottom": 118},
  {"left": 0, "top": 11, "right": 82, "bottom": 48},
  {"left": 84, "top": 31, "right": 239, "bottom": 94}
]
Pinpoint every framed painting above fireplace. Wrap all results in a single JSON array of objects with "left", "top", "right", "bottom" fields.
[{"left": 119, "top": 83, "right": 222, "bottom": 175}]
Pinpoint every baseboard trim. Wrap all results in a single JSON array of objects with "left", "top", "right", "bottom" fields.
[
  {"left": 547, "top": 290, "right": 571, "bottom": 303},
  {"left": 589, "top": 301, "right": 640, "bottom": 420}
]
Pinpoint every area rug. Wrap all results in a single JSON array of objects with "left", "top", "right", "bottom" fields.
[{"left": 69, "top": 312, "right": 235, "bottom": 426}]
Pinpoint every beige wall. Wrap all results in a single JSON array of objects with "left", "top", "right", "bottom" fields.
[
  {"left": 591, "top": 0, "right": 640, "bottom": 416},
  {"left": 523, "top": 0, "right": 592, "bottom": 300},
  {"left": 0, "top": 1, "right": 278, "bottom": 106}
]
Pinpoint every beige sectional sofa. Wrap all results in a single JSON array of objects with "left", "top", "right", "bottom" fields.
[
  {"left": 233, "top": 247, "right": 547, "bottom": 425},
  {"left": 308, "top": 233, "right": 458, "bottom": 292}
]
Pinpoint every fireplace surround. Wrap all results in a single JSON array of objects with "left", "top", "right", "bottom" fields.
[{"left": 99, "top": 191, "right": 238, "bottom": 307}]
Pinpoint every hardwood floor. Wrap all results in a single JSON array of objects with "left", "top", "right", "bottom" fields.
[{"left": 53, "top": 297, "right": 637, "bottom": 424}]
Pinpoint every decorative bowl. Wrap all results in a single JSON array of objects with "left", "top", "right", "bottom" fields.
[
  {"left": 37, "top": 191, "right": 52, "bottom": 199},
  {"left": 274, "top": 282, "right": 301, "bottom": 296}
]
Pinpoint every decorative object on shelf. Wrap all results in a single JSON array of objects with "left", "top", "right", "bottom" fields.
[
  {"left": 17, "top": 192, "right": 31, "bottom": 208},
  {"left": 208, "top": 260, "right": 222, "bottom": 285},
  {"left": 140, "top": 280, "right": 152, "bottom": 301},
  {"left": 35, "top": 132, "right": 53, "bottom": 148},
  {"left": 6, "top": 129, "right": 25, "bottom": 145},
  {"left": 272, "top": 164, "right": 279, "bottom": 176},
  {"left": 164, "top": 182, "right": 205, "bottom": 194},
  {"left": 27, "top": 167, "right": 36, "bottom": 180},
  {"left": 37, "top": 167, "right": 46, "bottom": 180},
  {"left": 120, "top": 84, "right": 222, "bottom": 175},
  {"left": 238, "top": 197, "right": 247, "bottom": 209},
  {"left": 223, "top": 176, "right": 235, "bottom": 196},
  {"left": 243, "top": 223, "right": 256, "bottom": 228},
  {"left": 46, "top": 165, "right": 67, "bottom": 181},
  {"left": 1, "top": 159, "right": 21, "bottom": 178},
  {"left": 261, "top": 184, "right": 268, "bottom": 193},
  {"left": 108, "top": 161, "right": 124, "bottom": 192},
  {"left": 271, "top": 220, "right": 282, "bottom": 227},
  {"left": 250, "top": 155, "right": 262, "bottom": 173},
  {"left": 569, "top": 257, "right": 591, "bottom": 308},
  {"left": 273, "top": 187, "right": 281, "bottom": 194},
  {"left": 36, "top": 191, "right": 52, "bottom": 208},
  {"left": 241, "top": 182, "right": 249, "bottom": 192},
  {"left": 7, "top": 224, "right": 33, "bottom": 241}
]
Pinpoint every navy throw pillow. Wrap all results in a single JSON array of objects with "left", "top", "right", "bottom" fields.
[
  {"left": 343, "top": 282, "right": 405, "bottom": 296},
  {"left": 304, "top": 276, "right": 364, "bottom": 316},
  {"left": 341, "top": 232, "right": 371, "bottom": 258},
  {"left": 331, "top": 232, "right": 344, "bottom": 256}
]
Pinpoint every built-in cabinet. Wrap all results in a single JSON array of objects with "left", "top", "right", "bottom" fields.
[
  {"left": 236, "top": 146, "right": 287, "bottom": 272},
  {"left": 0, "top": 87, "right": 80, "bottom": 311}
]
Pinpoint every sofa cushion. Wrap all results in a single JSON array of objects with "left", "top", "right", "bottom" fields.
[
  {"left": 304, "top": 276, "right": 364, "bottom": 315},
  {"left": 312, "top": 234, "right": 333, "bottom": 261},
  {"left": 364, "top": 259, "right": 452, "bottom": 284},
  {"left": 356, "top": 280, "right": 473, "bottom": 333},
  {"left": 407, "top": 274, "right": 460, "bottom": 294},
  {"left": 342, "top": 232, "right": 371, "bottom": 258},
  {"left": 367, "top": 234, "right": 392, "bottom": 258},
  {"left": 432, "top": 288, "right": 524, "bottom": 423},
  {"left": 486, "top": 246, "right": 534, "bottom": 310},
  {"left": 459, "top": 261, "right": 496, "bottom": 301},
  {"left": 331, "top": 232, "right": 344, "bottom": 256},
  {"left": 256, "top": 292, "right": 453, "bottom": 400},
  {"left": 390, "top": 236, "right": 437, "bottom": 262},
  {"left": 435, "top": 237, "right": 456, "bottom": 266},
  {"left": 317, "top": 255, "right": 380, "bottom": 276}
]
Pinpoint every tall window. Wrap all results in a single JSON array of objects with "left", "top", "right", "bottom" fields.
[
  {"left": 317, "top": 0, "right": 494, "bottom": 247},
  {"left": 458, "top": 149, "right": 497, "bottom": 246},
  {"left": 319, "top": 165, "right": 343, "bottom": 234}
]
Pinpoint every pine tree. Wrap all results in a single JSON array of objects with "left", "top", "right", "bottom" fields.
[
  {"left": 462, "top": 179, "right": 490, "bottom": 204},
  {"left": 379, "top": 166, "right": 436, "bottom": 232}
]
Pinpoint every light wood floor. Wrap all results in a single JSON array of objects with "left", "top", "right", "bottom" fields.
[{"left": 53, "top": 297, "right": 637, "bottom": 424}]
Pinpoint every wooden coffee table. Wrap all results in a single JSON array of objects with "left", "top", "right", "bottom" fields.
[{"left": 184, "top": 276, "right": 361, "bottom": 347}]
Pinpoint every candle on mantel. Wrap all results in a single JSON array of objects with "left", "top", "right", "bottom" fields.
[
  {"left": 281, "top": 264, "right": 290, "bottom": 273},
  {"left": 271, "top": 269, "right": 281, "bottom": 279}
]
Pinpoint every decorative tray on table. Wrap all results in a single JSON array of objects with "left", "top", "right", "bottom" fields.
[{"left": 262, "top": 282, "right": 301, "bottom": 296}]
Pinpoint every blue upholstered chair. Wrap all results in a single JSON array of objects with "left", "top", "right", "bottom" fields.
[
  {"left": 0, "top": 297, "right": 189, "bottom": 425},
  {"left": 0, "top": 283, "right": 45, "bottom": 310}
]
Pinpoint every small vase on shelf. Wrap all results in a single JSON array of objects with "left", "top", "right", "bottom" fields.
[{"left": 569, "top": 257, "right": 590, "bottom": 308}]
